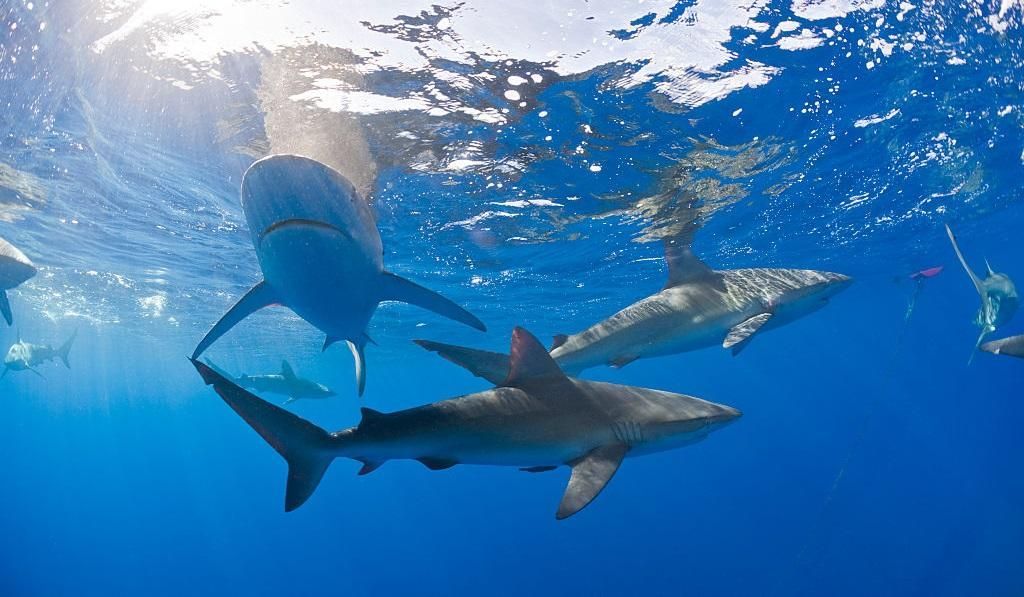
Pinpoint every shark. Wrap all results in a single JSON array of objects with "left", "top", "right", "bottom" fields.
[
  {"left": 191, "top": 326, "right": 740, "bottom": 519},
  {"left": 945, "top": 224, "right": 1019, "bottom": 360},
  {"left": 980, "top": 335, "right": 1024, "bottom": 359},
  {"left": 192, "top": 154, "right": 486, "bottom": 395},
  {"left": 546, "top": 239, "right": 852, "bottom": 374},
  {"left": 2, "top": 330, "right": 76, "bottom": 378},
  {"left": 204, "top": 358, "right": 336, "bottom": 405},
  {"left": 0, "top": 236, "right": 37, "bottom": 326}
]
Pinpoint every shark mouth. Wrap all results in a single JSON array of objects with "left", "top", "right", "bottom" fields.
[{"left": 258, "top": 219, "right": 349, "bottom": 244}]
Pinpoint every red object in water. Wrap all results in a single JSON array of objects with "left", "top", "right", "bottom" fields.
[{"left": 910, "top": 266, "right": 944, "bottom": 280}]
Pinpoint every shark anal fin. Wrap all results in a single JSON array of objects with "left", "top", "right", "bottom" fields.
[
  {"left": 357, "top": 460, "right": 384, "bottom": 475},
  {"left": 550, "top": 334, "right": 569, "bottom": 351},
  {"left": 507, "top": 327, "right": 567, "bottom": 386},
  {"left": 347, "top": 339, "right": 368, "bottom": 396},
  {"left": 417, "top": 457, "right": 458, "bottom": 471},
  {"left": 609, "top": 355, "right": 638, "bottom": 369},
  {"left": 724, "top": 313, "right": 773, "bottom": 355},
  {"left": 0, "top": 290, "right": 11, "bottom": 326},
  {"left": 413, "top": 339, "right": 510, "bottom": 385},
  {"left": 557, "top": 444, "right": 628, "bottom": 520},
  {"left": 190, "top": 359, "right": 334, "bottom": 512},
  {"left": 193, "top": 280, "right": 279, "bottom": 359},
  {"left": 663, "top": 238, "right": 725, "bottom": 291},
  {"left": 521, "top": 465, "right": 558, "bottom": 473},
  {"left": 379, "top": 271, "right": 486, "bottom": 332}
]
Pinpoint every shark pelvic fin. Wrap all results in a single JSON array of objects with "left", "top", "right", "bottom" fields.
[
  {"left": 663, "top": 238, "right": 725, "bottom": 291},
  {"left": 193, "top": 280, "right": 279, "bottom": 359},
  {"left": 417, "top": 457, "right": 458, "bottom": 471},
  {"left": 557, "top": 443, "right": 628, "bottom": 520},
  {"left": 945, "top": 224, "right": 985, "bottom": 297},
  {"left": 379, "top": 271, "right": 486, "bottom": 332},
  {"left": 506, "top": 327, "right": 568, "bottom": 386},
  {"left": 323, "top": 336, "right": 341, "bottom": 351},
  {"left": 0, "top": 290, "right": 11, "bottom": 326},
  {"left": 724, "top": 313, "right": 773, "bottom": 355},
  {"left": 190, "top": 358, "right": 335, "bottom": 512},
  {"left": 413, "top": 339, "right": 510, "bottom": 386},
  {"left": 347, "top": 339, "right": 368, "bottom": 396},
  {"left": 281, "top": 360, "right": 296, "bottom": 380}
]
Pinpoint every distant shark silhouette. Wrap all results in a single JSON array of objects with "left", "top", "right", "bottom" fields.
[
  {"left": 945, "top": 224, "right": 1018, "bottom": 362},
  {"left": 190, "top": 327, "right": 740, "bottom": 519},
  {"left": 980, "top": 335, "right": 1024, "bottom": 359},
  {"left": 0, "top": 237, "right": 37, "bottom": 326},
  {"left": 204, "top": 358, "right": 335, "bottom": 405},
  {"left": 545, "top": 239, "right": 852, "bottom": 374},
  {"left": 192, "top": 154, "right": 486, "bottom": 395},
  {"left": 2, "top": 330, "right": 76, "bottom": 378}
]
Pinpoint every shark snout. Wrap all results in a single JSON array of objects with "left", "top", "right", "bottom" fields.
[{"left": 710, "top": 404, "right": 743, "bottom": 424}]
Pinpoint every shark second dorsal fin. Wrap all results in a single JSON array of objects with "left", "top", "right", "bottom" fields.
[
  {"left": 506, "top": 327, "right": 566, "bottom": 386},
  {"left": 281, "top": 360, "right": 296, "bottom": 380},
  {"left": 663, "top": 238, "right": 724, "bottom": 291},
  {"left": 557, "top": 443, "right": 628, "bottom": 520}
]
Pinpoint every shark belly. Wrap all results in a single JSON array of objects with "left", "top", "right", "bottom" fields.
[{"left": 257, "top": 225, "right": 380, "bottom": 338}]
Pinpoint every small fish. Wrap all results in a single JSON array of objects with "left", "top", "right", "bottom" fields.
[{"left": 203, "top": 358, "right": 335, "bottom": 405}]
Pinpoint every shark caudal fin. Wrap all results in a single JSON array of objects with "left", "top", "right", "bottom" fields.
[
  {"left": 0, "top": 290, "right": 11, "bottom": 326},
  {"left": 379, "top": 271, "right": 486, "bottom": 332},
  {"left": 945, "top": 224, "right": 985, "bottom": 297},
  {"left": 191, "top": 359, "right": 335, "bottom": 511},
  {"left": 58, "top": 329, "right": 77, "bottom": 368},
  {"left": 413, "top": 339, "right": 510, "bottom": 385},
  {"left": 192, "top": 281, "right": 280, "bottom": 359}
]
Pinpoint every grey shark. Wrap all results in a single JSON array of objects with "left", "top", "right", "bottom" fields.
[
  {"left": 547, "top": 240, "right": 852, "bottom": 374},
  {"left": 980, "top": 335, "right": 1024, "bottom": 359},
  {"left": 204, "top": 358, "right": 336, "bottom": 405},
  {"left": 192, "top": 154, "right": 486, "bottom": 394},
  {"left": 191, "top": 327, "right": 740, "bottom": 519},
  {"left": 0, "top": 236, "right": 37, "bottom": 326},
  {"left": 3, "top": 330, "right": 76, "bottom": 377},
  {"left": 945, "top": 224, "right": 1018, "bottom": 360}
]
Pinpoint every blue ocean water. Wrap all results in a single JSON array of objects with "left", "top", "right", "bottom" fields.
[{"left": 1, "top": 0, "right": 1023, "bottom": 595}]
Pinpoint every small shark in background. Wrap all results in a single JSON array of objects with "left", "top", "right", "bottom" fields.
[
  {"left": 193, "top": 154, "right": 485, "bottom": 395},
  {"left": 2, "top": 330, "right": 76, "bottom": 378},
  {"left": 546, "top": 238, "right": 852, "bottom": 375},
  {"left": 0, "top": 237, "right": 37, "bottom": 326},
  {"left": 980, "top": 335, "right": 1024, "bottom": 359},
  {"left": 203, "top": 359, "right": 335, "bottom": 405},
  {"left": 945, "top": 224, "right": 1018, "bottom": 361},
  {"left": 191, "top": 327, "right": 740, "bottom": 519}
]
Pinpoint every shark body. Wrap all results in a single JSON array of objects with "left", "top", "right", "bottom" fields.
[
  {"left": 3, "top": 330, "right": 76, "bottom": 377},
  {"left": 548, "top": 242, "right": 852, "bottom": 374},
  {"left": 945, "top": 224, "right": 1018, "bottom": 359},
  {"left": 0, "top": 237, "right": 37, "bottom": 326},
  {"left": 980, "top": 335, "right": 1024, "bottom": 359},
  {"left": 192, "top": 154, "right": 485, "bottom": 394},
  {"left": 192, "top": 327, "right": 740, "bottom": 519},
  {"left": 204, "top": 359, "right": 335, "bottom": 405}
]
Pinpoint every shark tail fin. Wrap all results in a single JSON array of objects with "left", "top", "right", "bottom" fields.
[
  {"left": 945, "top": 224, "right": 984, "bottom": 296},
  {"left": 379, "top": 271, "right": 486, "bottom": 332},
  {"left": 58, "top": 329, "right": 77, "bottom": 369},
  {"left": 191, "top": 358, "right": 336, "bottom": 511},
  {"left": 0, "top": 290, "right": 11, "bottom": 326}
]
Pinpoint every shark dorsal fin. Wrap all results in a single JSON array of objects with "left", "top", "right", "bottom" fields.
[
  {"left": 663, "top": 238, "right": 723, "bottom": 290},
  {"left": 281, "top": 360, "right": 296, "bottom": 380},
  {"left": 505, "top": 327, "right": 566, "bottom": 386},
  {"left": 985, "top": 258, "right": 996, "bottom": 277}
]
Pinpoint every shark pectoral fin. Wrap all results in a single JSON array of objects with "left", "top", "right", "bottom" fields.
[
  {"left": 413, "top": 339, "right": 510, "bottom": 386},
  {"left": 417, "top": 457, "right": 458, "bottom": 471},
  {"left": 506, "top": 327, "right": 568, "bottom": 386},
  {"left": 609, "top": 355, "right": 638, "bottom": 369},
  {"left": 357, "top": 460, "right": 384, "bottom": 476},
  {"left": 190, "top": 358, "right": 335, "bottom": 512},
  {"left": 663, "top": 238, "right": 725, "bottom": 291},
  {"left": 945, "top": 224, "right": 985, "bottom": 296},
  {"left": 521, "top": 466, "right": 558, "bottom": 473},
  {"left": 557, "top": 444, "right": 628, "bottom": 520},
  {"left": 0, "top": 290, "right": 11, "bottom": 326},
  {"left": 724, "top": 313, "right": 773, "bottom": 356},
  {"left": 192, "top": 280, "right": 279, "bottom": 359},
  {"left": 379, "top": 271, "right": 486, "bottom": 332},
  {"left": 281, "top": 360, "right": 296, "bottom": 380},
  {"left": 346, "top": 339, "right": 368, "bottom": 396}
]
